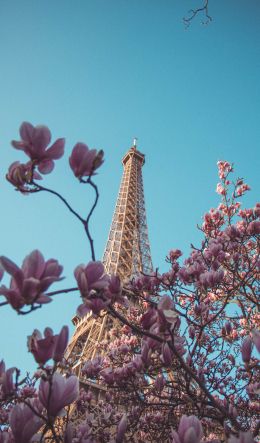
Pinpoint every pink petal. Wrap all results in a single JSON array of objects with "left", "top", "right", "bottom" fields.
[
  {"left": 20, "top": 122, "right": 34, "bottom": 142},
  {"left": 85, "top": 261, "right": 104, "bottom": 285},
  {"left": 116, "top": 414, "right": 127, "bottom": 443},
  {"left": 77, "top": 303, "right": 90, "bottom": 317},
  {"left": 80, "top": 149, "right": 97, "bottom": 175},
  {"left": 37, "top": 294, "right": 52, "bottom": 304},
  {"left": 69, "top": 143, "right": 90, "bottom": 176},
  {"left": 0, "top": 256, "right": 23, "bottom": 291},
  {"left": 53, "top": 326, "right": 69, "bottom": 362},
  {"left": 38, "top": 159, "right": 55, "bottom": 174},
  {"left": 43, "top": 259, "right": 63, "bottom": 278},
  {"left": 0, "top": 287, "right": 24, "bottom": 309},
  {"left": 40, "top": 275, "right": 64, "bottom": 292},
  {"left": 22, "top": 250, "right": 45, "bottom": 279},
  {"left": 46, "top": 138, "right": 65, "bottom": 159},
  {"left": 33, "top": 170, "right": 42, "bottom": 180},
  {"left": 22, "top": 277, "right": 40, "bottom": 302},
  {"left": 32, "top": 125, "right": 51, "bottom": 152},
  {"left": 11, "top": 140, "right": 26, "bottom": 150},
  {"left": 62, "top": 376, "right": 79, "bottom": 406}
]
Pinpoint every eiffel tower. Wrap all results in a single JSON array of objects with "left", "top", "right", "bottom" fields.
[{"left": 65, "top": 140, "right": 153, "bottom": 382}]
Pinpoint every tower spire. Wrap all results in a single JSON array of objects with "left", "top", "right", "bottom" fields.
[{"left": 103, "top": 142, "right": 152, "bottom": 281}]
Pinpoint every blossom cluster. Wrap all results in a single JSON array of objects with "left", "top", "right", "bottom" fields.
[{"left": 1, "top": 123, "right": 259, "bottom": 442}]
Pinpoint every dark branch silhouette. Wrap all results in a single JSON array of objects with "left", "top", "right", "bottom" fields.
[{"left": 183, "top": 0, "right": 212, "bottom": 27}]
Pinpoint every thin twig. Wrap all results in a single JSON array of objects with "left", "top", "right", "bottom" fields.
[{"left": 183, "top": 0, "right": 212, "bottom": 27}]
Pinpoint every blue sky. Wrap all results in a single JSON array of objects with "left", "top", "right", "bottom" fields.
[{"left": 0, "top": 0, "right": 259, "bottom": 373}]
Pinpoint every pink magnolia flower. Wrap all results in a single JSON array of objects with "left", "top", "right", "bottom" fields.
[
  {"left": 77, "top": 297, "right": 110, "bottom": 317},
  {"left": 236, "top": 183, "right": 250, "bottom": 196},
  {"left": 228, "top": 432, "right": 255, "bottom": 443},
  {"left": 53, "top": 325, "right": 69, "bottom": 362},
  {"left": 216, "top": 183, "right": 226, "bottom": 195},
  {"left": 161, "top": 342, "right": 173, "bottom": 366},
  {"left": 116, "top": 414, "right": 127, "bottom": 443},
  {"left": 6, "top": 161, "right": 42, "bottom": 192},
  {"left": 252, "top": 329, "right": 260, "bottom": 353},
  {"left": 172, "top": 415, "right": 203, "bottom": 443},
  {"left": 157, "top": 295, "right": 179, "bottom": 327},
  {"left": 0, "top": 250, "right": 63, "bottom": 311},
  {"left": 82, "top": 356, "right": 103, "bottom": 378},
  {"left": 9, "top": 400, "right": 43, "bottom": 443},
  {"left": 199, "top": 270, "right": 224, "bottom": 289},
  {"left": 241, "top": 336, "right": 253, "bottom": 363},
  {"left": 155, "top": 374, "right": 166, "bottom": 391},
  {"left": 64, "top": 423, "right": 73, "bottom": 443},
  {"left": 69, "top": 142, "right": 104, "bottom": 178},
  {"left": 75, "top": 261, "right": 111, "bottom": 316},
  {"left": 247, "top": 221, "right": 260, "bottom": 235},
  {"left": 74, "top": 261, "right": 110, "bottom": 297},
  {"left": 39, "top": 373, "right": 79, "bottom": 417},
  {"left": 27, "top": 325, "right": 69, "bottom": 365},
  {"left": 0, "top": 360, "right": 15, "bottom": 398},
  {"left": 28, "top": 327, "right": 56, "bottom": 365},
  {"left": 254, "top": 202, "right": 260, "bottom": 217},
  {"left": 12, "top": 122, "right": 65, "bottom": 174},
  {"left": 169, "top": 249, "right": 182, "bottom": 262},
  {"left": 105, "top": 274, "right": 127, "bottom": 306},
  {"left": 217, "top": 160, "right": 232, "bottom": 179}
]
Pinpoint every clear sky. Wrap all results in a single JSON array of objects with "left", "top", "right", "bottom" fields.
[{"left": 0, "top": 0, "right": 259, "bottom": 373}]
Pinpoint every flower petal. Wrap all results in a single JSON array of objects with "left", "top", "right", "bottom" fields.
[
  {"left": 0, "top": 256, "right": 23, "bottom": 291},
  {"left": 38, "top": 159, "right": 55, "bottom": 174},
  {"left": 22, "top": 250, "right": 45, "bottom": 279},
  {"left": 20, "top": 122, "right": 34, "bottom": 143},
  {"left": 46, "top": 138, "right": 65, "bottom": 159},
  {"left": 32, "top": 125, "right": 51, "bottom": 152}
]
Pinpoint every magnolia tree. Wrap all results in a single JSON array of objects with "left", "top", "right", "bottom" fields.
[{"left": 0, "top": 122, "right": 259, "bottom": 443}]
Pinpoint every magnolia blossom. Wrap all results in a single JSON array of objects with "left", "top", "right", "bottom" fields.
[
  {"left": 69, "top": 142, "right": 104, "bottom": 178},
  {"left": 116, "top": 414, "right": 127, "bottom": 443},
  {"left": 0, "top": 250, "right": 63, "bottom": 310},
  {"left": 199, "top": 269, "right": 224, "bottom": 289},
  {"left": 6, "top": 161, "right": 42, "bottom": 192},
  {"left": 74, "top": 261, "right": 109, "bottom": 297},
  {"left": 241, "top": 336, "right": 253, "bottom": 363},
  {"left": 9, "top": 401, "right": 43, "bottom": 443},
  {"left": 11, "top": 122, "right": 65, "bottom": 174},
  {"left": 171, "top": 415, "right": 203, "bottom": 443},
  {"left": 252, "top": 329, "right": 260, "bottom": 353},
  {"left": 0, "top": 361, "right": 15, "bottom": 398},
  {"left": 247, "top": 221, "right": 260, "bottom": 235},
  {"left": 27, "top": 325, "right": 69, "bottom": 365},
  {"left": 236, "top": 183, "right": 250, "bottom": 196},
  {"left": 75, "top": 261, "right": 111, "bottom": 316},
  {"left": 228, "top": 432, "right": 255, "bottom": 443},
  {"left": 169, "top": 249, "right": 182, "bottom": 261},
  {"left": 161, "top": 342, "right": 173, "bottom": 366},
  {"left": 217, "top": 160, "right": 232, "bottom": 179},
  {"left": 216, "top": 183, "right": 226, "bottom": 195},
  {"left": 39, "top": 373, "right": 79, "bottom": 417}
]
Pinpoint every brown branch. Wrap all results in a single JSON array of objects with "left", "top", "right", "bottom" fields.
[{"left": 183, "top": 0, "right": 212, "bottom": 27}]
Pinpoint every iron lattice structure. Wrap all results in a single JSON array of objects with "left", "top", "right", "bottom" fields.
[{"left": 66, "top": 144, "right": 153, "bottom": 378}]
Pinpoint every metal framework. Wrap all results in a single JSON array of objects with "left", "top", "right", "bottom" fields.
[{"left": 66, "top": 143, "right": 153, "bottom": 378}]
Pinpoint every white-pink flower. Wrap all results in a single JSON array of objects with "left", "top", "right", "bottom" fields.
[{"left": 39, "top": 373, "right": 79, "bottom": 417}]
